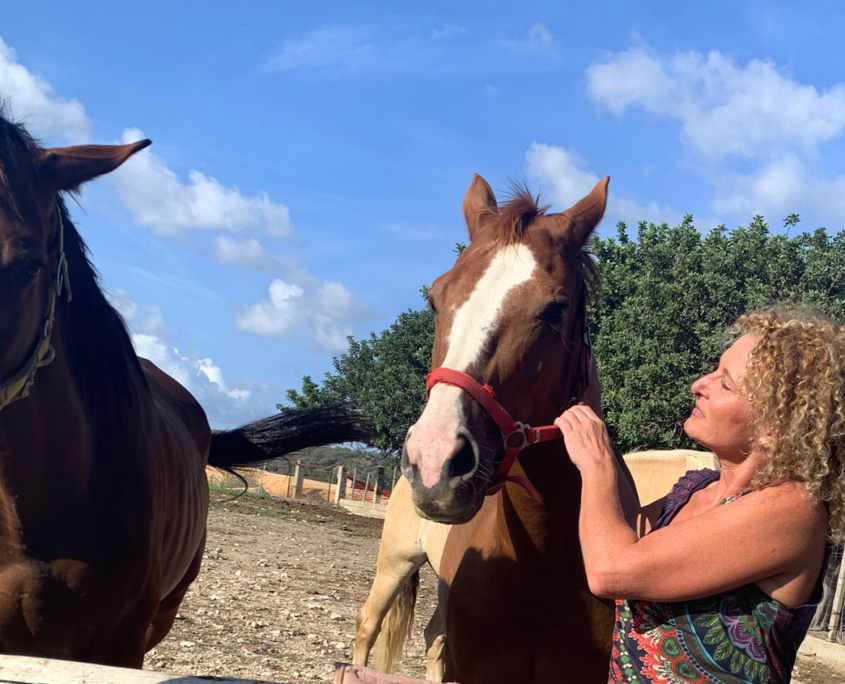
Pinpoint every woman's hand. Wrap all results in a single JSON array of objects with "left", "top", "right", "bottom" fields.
[{"left": 554, "top": 404, "right": 615, "bottom": 472}]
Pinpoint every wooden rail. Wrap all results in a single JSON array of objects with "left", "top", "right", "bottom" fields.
[{"left": 0, "top": 655, "right": 289, "bottom": 684}]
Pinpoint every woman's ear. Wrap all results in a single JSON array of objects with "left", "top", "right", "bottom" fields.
[{"left": 757, "top": 426, "right": 774, "bottom": 451}]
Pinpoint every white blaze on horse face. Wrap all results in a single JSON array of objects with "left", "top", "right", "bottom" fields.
[{"left": 407, "top": 245, "right": 537, "bottom": 488}]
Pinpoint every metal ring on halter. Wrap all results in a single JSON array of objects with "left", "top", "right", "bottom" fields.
[{"left": 503, "top": 422, "right": 530, "bottom": 451}]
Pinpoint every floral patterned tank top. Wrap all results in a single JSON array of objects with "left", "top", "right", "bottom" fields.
[{"left": 609, "top": 469, "right": 827, "bottom": 684}]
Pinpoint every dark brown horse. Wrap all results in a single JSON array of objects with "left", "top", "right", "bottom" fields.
[
  {"left": 401, "top": 175, "right": 636, "bottom": 683},
  {"left": 0, "top": 115, "right": 366, "bottom": 666}
]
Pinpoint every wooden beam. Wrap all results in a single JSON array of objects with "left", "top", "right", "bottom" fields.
[{"left": 0, "top": 654, "right": 289, "bottom": 684}]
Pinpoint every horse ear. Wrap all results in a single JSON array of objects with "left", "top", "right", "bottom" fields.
[
  {"left": 463, "top": 173, "right": 497, "bottom": 242},
  {"left": 554, "top": 176, "right": 609, "bottom": 249},
  {"left": 39, "top": 139, "right": 152, "bottom": 194}
]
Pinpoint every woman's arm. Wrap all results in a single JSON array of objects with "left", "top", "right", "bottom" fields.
[
  {"left": 579, "top": 357, "right": 641, "bottom": 529},
  {"left": 556, "top": 405, "right": 828, "bottom": 604}
]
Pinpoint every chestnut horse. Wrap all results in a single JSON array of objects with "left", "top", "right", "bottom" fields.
[
  {"left": 0, "top": 115, "right": 366, "bottom": 666},
  {"left": 401, "top": 175, "right": 637, "bottom": 683}
]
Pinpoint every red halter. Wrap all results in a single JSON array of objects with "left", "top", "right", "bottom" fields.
[{"left": 424, "top": 298, "right": 592, "bottom": 504}]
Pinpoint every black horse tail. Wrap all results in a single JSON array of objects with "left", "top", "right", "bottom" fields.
[{"left": 208, "top": 405, "right": 371, "bottom": 475}]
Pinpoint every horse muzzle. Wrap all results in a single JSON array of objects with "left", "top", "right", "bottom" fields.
[{"left": 401, "top": 424, "right": 487, "bottom": 523}]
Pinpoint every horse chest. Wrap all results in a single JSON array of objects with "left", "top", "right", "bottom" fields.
[{"left": 443, "top": 493, "right": 614, "bottom": 683}]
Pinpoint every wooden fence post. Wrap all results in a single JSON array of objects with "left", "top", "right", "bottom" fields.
[
  {"left": 292, "top": 462, "right": 304, "bottom": 500},
  {"left": 351, "top": 468, "right": 358, "bottom": 501},
  {"left": 374, "top": 466, "right": 385, "bottom": 504},
  {"left": 334, "top": 465, "right": 346, "bottom": 504},
  {"left": 829, "top": 550, "right": 845, "bottom": 641}
]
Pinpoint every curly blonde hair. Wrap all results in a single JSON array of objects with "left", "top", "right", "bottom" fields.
[{"left": 731, "top": 305, "right": 845, "bottom": 542}]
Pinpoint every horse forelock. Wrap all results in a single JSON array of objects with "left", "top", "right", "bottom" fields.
[
  {"left": 488, "top": 183, "right": 550, "bottom": 246},
  {"left": 0, "top": 113, "right": 43, "bottom": 220}
]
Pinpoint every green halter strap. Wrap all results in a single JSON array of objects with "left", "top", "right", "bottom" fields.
[{"left": 0, "top": 205, "right": 72, "bottom": 410}]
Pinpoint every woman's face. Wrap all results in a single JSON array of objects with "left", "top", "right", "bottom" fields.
[{"left": 684, "top": 334, "right": 758, "bottom": 460}]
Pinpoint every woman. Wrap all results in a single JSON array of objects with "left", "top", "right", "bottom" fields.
[{"left": 556, "top": 306, "right": 845, "bottom": 684}]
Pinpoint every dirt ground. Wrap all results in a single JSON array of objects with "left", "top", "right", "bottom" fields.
[
  {"left": 143, "top": 493, "right": 435, "bottom": 683},
  {"left": 143, "top": 493, "right": 845, "bottom": 684}
]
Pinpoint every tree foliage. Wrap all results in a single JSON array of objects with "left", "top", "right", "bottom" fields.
[{"left": 284, "top": 216, "right": 845, "bottom": 455}]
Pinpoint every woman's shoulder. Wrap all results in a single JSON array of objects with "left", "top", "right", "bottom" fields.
[{"left": 751, "top": 480, "right": 829, "bottom": 527}]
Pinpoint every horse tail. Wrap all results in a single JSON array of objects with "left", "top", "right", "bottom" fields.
[
  {"left": 208, "top": 405, "right": 369, "bottom": 474},
  {"left": 373, "top": 569, "right": 420, "bottom": 674}
]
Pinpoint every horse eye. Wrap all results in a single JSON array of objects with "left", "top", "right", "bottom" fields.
[
  {"left": 426, "top": 296, "right": 438, "bottom": 315},
  {"left": 538, "top": 301, "right": 568, "bottom": 325},
  {"left": 24, "top": 260, "right": 44, "bottom": 279}
]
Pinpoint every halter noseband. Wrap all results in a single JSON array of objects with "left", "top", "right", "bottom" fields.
[
  {"left": 424, "top": 296, "right": 592, "bottom": 504},
  {"left": 0, "top": 205, "right": 72, "bottom": 410}
]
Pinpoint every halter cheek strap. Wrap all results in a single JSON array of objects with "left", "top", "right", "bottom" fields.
[{"left": 0, "top": 206, "right": 72, "bottom": 411}]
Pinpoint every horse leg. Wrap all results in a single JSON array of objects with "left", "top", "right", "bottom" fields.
[
  {"left": 144, "top": 533, "right": 205, "bottom": 651},
  {"left": 353, "top": 558, "right": 423, "bottom": 670},
  {"left": 424, "top": 603, "right": 447, "bottom": 682},
  {"left": 355, "top": 475, "right": 426, "bottom": 670},
  {"left": 83, "top": 586, "right": 161, "bottom": 668}
]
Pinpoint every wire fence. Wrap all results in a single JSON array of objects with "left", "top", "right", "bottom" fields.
[{"left": 208, "top": 461, "right": 399, "bottom": 506}]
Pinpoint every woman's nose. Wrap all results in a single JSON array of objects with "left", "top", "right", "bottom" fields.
[{"left": 691, "top": 373, "right": 710, "bottom": 396}]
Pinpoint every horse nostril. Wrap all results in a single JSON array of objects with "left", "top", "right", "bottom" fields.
[{"left": 448, "top": 438, "right": 477, "bottom": 481}]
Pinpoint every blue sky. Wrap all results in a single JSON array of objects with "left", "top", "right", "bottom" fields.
[{"left": 4, "top": 1, "right": 845, "bottom": 427}]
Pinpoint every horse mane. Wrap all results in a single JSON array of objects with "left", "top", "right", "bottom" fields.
[
  {"left": 0, "top": 113, "right": 146, "bottom": 416},
  {"left": 57, "top": 198, "right": 147, "bottom": 413},
  {"left": 491, "top": 181, "right": 599, "bottom": 304}
]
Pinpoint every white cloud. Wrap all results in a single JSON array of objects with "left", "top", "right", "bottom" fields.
[
  {"left": 266, "top": 23, "right": 562, "bottom": 77},
  {"left": 110, "top": 128, "right": 293, "bottom": 239},
  {"left": 236, "top": 280, "right": 307, "bottom": 338},
  {"left": 526, "top": 142, "right": 680, "bottom": 226},
  {"left": 583, "top": 44, "right": 845, "bottom": 225},
  {"left": 108, "top": 288, "right": 172, "bottom": 339},
  {"left": 527, "top": 24, "right": 553, "bottom": 47},
  {"left": 268, "top": 28, "right": 379, "bottom": 74},
  {"left": 236, "top": 278, "right": 371, "bottom": 353},
  {"left": 586, "top": 46, "right": 845, "bottom": 161},
  {"left": 712, "top": 156, "right": 845, "bottom": 221},
  {"left": 132, "top": 333, "right": 260, "bottom": 427},
  {"left": 0, "top": 36, "right": 90, "bottom": 144},
  {"left": 116, "top": 290, "right": 271, "bottom": 428},
  {"left": 214, "top": 236, "right": 286, "bottom": 272},
  {"left": 0, "top": 36, "right": 294, "bottom": 240}
]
